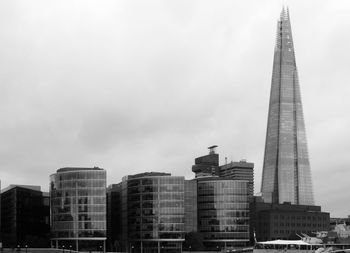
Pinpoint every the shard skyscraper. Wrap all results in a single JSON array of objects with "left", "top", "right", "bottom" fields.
[{"left": 261, "top": 8, "right": 314, "bottom": 205}]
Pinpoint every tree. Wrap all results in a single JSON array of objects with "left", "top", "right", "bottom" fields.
[{"left": 184, "top": 232, "right": 205, "bottom": 251}]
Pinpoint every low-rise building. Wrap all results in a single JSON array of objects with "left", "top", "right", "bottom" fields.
[
  {"left": 106, "top": 183, "right": 123, "bottom": 252},
  {"left": 196, "top": 177, "right": 250, "bottom": 250},
  {"left": 250, "top": 199, "right": 330, "bottom": 242},
  {"left": 121, "top": 172, "right": 185, "bottom": 253},
  {"left": 1, "top": 185, "right": 50, "bottom": 248},
  {"left": 50, "top": 167, "right": 107, "bottom": 252}
]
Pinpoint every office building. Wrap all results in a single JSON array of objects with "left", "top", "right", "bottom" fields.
[
  {"left": 261, "top": 7, "right": 314, "bottom": 205},
  {"left": 106, "top": 183, "right": 123, "bottom": 252},
  {"left": 250, "top": 199, "right": 329, "bottom": 241},
  {"left": 196, "top": 177, "right": 250, "bottom": 250},
  {"left": 220, "top": 160, "right": 254, "bottom": 199},
  {"left": 0, "top": 185, "right": 50, "bottom": 248},
  {"left": 184, "top": 180, "right": 197, "bottom": 233},
  {"left": 50, "top": 167, "right": 106, "bottom": 252},
  {"left": 0, "top": 180, "right": 2, "bottom": 249},
  {"left": 192, "top": 146, "right": 219, "bottom": 178},
  {"left": 187, "top": 148, "right": 251, "bottom": 250},
  {"left": 121, "top": 172, "right": 185, "bottom": 253}
]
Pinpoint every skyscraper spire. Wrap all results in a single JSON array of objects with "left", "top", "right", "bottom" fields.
[{"left": 261, "top": 7, "right": 314, "bottom": 205}]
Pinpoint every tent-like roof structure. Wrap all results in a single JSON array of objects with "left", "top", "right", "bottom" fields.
[{"left": 257, "top": 240, "right": 310, "bottom": 245}]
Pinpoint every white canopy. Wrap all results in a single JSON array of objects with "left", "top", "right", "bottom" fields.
[{"left": 257, "top": 240, "right": 310, "bottom": 245}]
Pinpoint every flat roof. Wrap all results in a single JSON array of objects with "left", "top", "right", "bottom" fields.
[
  {"left": 2, "top": 184, "right": 41, "bottom": 193},
  {"left": 57, "top": 167, "right": 104, "bottom": 173}
]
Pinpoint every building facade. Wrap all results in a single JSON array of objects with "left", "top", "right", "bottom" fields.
[
  {"left": 106, "top": 183, "right": 123, "bottom": 252},
  {"left": 0, "top": 185, "right": 50, "bottom": 248},
  {"left": 196, "top": 177, "right": 250, "bottom": 250},
  {"left": 121, "top": 172, "right": 185, "bottom": 253},
  {"left": 192, "top": 146, "right": 219, "bottom": 178},
  {"left": 261, "top": 7, "right": 314, "bottom": 205},
  {"left": 250, "top": 199, "right": 329, "bottom": 242},
  {"left": 50, "top": 167, "right": 106, "bottom": 252},
  {"left": 0, "top": 180, "right": 2, "bottom": 249},
  {"left": 184, "top": 180, "right": 197, "bottom": 233},
  {"left": 219, "top": 160, "right": 254, "bottom": 200}
]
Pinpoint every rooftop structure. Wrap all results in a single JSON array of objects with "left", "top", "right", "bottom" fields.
[{"left": 192, "top": 146, "right": 219, "bottom": 178}]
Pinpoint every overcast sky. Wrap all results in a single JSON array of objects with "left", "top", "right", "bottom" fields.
[{"left": 0, "top": 0, "right": 349, "bottom": 217}]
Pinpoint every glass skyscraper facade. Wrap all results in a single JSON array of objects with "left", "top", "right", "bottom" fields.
[
  {"left": 197, "top": 178, "right": 250, "bottom": 250},
  {"left": 50, "top": 167, "right": 106, "bottom": 252},
  {"left": 261, "top": 8, "right": 314, "bottom": 205},
  {"left": 121, "top": 172, "right": 184, "bottom": 253}
]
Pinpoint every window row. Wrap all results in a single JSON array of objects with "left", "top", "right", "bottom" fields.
[
  {"left": 52, "top": 205, "right": 106, "bottom": 214},
  {"left": 197, "top": 196, "right": 248, "bottom": 202},
  {"left": 201, "top": 231, "right": 249, "bottom": 240},
  {"left": 53, "top": 230, "right": 106, "bottom": 238},
  {"left": 56, "top": 180, "right": 106, "bottom": 189},
  {"left": 53, "top": 221, "right": 106, "bottom": 230},
  {"left": 52, "top": 213, "right": 106, "bottom": 222},
  {"left": 197, "top": 202, "right": 249, "bottom": 210},
  {"left": 198, "top": 210, "right": 249, "bottom": 218},
  {"left": 51, "top": 197, "right": 106, "bottom": 205},
  {"left": 51, "top": 189, "right": 106, "bottom": 197}
]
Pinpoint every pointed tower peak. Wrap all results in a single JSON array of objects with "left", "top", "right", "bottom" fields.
[
  {"left": 280, "top": 6, "right": 285, "bottom": 18},
  {"left": 280, "top": 6, "right": 289, "bottom": 21},
  {"left": 286, "top": 6, "right": 291, "bottom": 20}
]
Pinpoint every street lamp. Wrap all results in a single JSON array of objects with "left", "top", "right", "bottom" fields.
[
  {"left": 69, "top": 245, "right": 72, "bottom": 253},
  {"left": 99, "top": 245, "right": 103, "bottom": 253},
  {"left": 131, "top": 245, "right": 134, "bottom": 253},
  {"left": 189, "top": 245, "right": 192, "bottom": 253},
  {"left": 62, "top": 245, "right": 65, "bottom": 253},
  {"left": 217, "top": 246, "right": 220, "bottom": 253},
  {"left": 17, "top": 245, "right": 20, "bottom": 253},
  {"left": 25, "top": 245, "right": 28, "bottom": 253}
]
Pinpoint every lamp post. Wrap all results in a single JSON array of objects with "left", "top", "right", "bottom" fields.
[
  {"left": 189, "top": 245, "right": 192, "bottom": 253},
  {"left": 100, "top": 245, "right": 103, "bottom": 253},
  {"left": 25, "top": 245, "right": 28, "bottom": 253},
  {"left": 131, "top": 245, "right": 134, "bottom": 253},
  {"left": 62, "top": 245, "right": 65, "bottom": 253},
  {"left": 217, "top": 246, "right": 220, "bottom": 253},
  {"left": 17, "top": 245, "right": 20, "bottom": 253},
  {"left": 69, "top": 245, "right": 72, "bottom": 253}
]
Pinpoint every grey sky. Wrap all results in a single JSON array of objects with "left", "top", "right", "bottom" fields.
[{"left": 0, "top": 0, "right": 349, "bottom": 217}]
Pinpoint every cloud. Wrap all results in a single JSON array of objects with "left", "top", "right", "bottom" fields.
[{"left": 0, "top": 0, "right": 349, "bottom": 216}]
